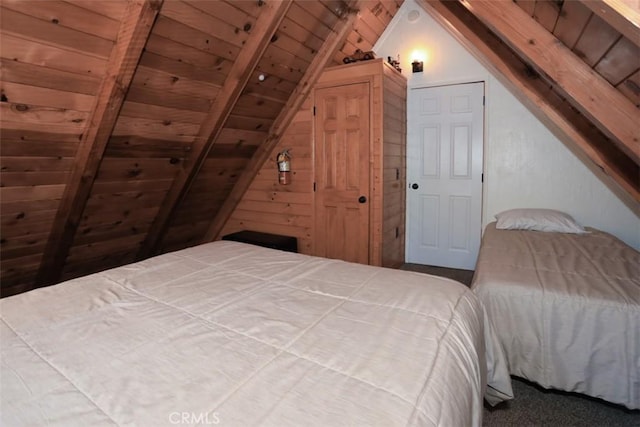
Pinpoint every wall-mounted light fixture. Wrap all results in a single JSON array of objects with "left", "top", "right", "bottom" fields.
[{"left": 411, "top": 49, "right": 426, "bottom": 73}]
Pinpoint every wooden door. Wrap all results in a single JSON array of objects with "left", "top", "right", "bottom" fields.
[
  {"left": 407, "top": 82, "right": 484, "bottom": 270},
  {"left": 314, "top": 82, "right": 370, "bottom": 264}
]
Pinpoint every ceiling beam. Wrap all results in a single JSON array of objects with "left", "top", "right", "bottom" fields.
[
  {"left": 459, "top": 0, "right": 639, "bottom": 165},
  {"left": 580, "top": 0, "right": 640, "bottom": 46},
  {"left": 419, "top": 0, "right": 639, "bottom": 212},
  {"left": 203, "top": 1, "right": 364, "bottom": 242},
  {"left": 35, "top": 0, "right": 163, "bottom": 287},
  {"left": 137, "top": 0, "right": 293, "bottom": 260}
]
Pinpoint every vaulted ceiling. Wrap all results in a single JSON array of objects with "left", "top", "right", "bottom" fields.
[
  {"left": 1, "top": 0, "right": 638, "bottom": 297},
  {"left": 419, "top": 0, "right": 639, "bottom": 212}
]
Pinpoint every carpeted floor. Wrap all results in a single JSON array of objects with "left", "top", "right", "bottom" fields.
[
  {"left": 485, "top": 377, "right": 639, "bottom": 426},
  {"left": 400, "top": 263, "right": 640, "bottom": 426}
]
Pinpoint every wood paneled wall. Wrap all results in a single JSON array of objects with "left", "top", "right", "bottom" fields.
[
  {"left": 221, "top": 59, "right": 406, "bottom": 267},
  {"left": 1, "top": 0, "right": 402, "bottom": 296},
  {"left": 1, "top": 131, "right": 79, "bottom": 295},
  {"left": 331, "top": 0, "right": 402, "bottom": 65},
  {"left": 220, "top": 97, "right": 315, "bottom": 254},
  {"left": 156, "top": 0, "right": 362, "bottom": 255},
  {"left": 381, "top": 64, "right": 406, "bottom": 268},
  {"left": 0, "top": 0, "right": 127, "bottom": 295},
  {"left": 59, "top": 0, "right": 232, "bottom": 281},
  {"left": 7, "top": 0, "right": 635, "bottom": 295}
]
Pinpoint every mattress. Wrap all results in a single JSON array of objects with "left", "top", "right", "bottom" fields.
[
  {"left": 472, "top": 223, "right": 640, "bottom": 409},
  {"left": 1, "top": 241, "right": 512, "bottom": 426}
]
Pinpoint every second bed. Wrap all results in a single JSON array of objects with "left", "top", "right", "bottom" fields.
[{"left": 472, "top": 220, "right": 640, "bottom": 409}]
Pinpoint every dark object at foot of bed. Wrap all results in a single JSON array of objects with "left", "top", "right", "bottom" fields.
[{"left": 222, "top": 230, "right": 298, "bottom": 253}]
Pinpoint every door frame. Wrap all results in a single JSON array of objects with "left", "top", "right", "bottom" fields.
[{"left": 405, "top": 78, "right": 488, "bottom": 265}]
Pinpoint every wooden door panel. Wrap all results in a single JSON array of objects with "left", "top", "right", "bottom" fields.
[
  {"left": 320, "top": 204, "right": 363, "bottom": 262},
  {"left": 315, "top": 82, "right": 370, "bottom": 264}
]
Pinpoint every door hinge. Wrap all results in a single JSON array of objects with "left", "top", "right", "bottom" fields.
[
  {"left": 313, "top": 106, "right": 316, "bottom": 116},
  {"left": 481, "top": 173, "right": 484, "bottom": 183},
  {"left": 482, "top": 96, "right": 485, "bottom": 106},
  {"left": 313, "top": 182, "right": 316, "bottom": 192},
  {"left": 396, "top": 168, "right": 400, "bottom": 180},
  {"left": 395, "top": 227, "right": 399, "bottom": 238}
]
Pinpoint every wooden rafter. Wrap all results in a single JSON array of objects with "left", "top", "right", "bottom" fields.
[
  {"left": 580, "top": 0, "right": 640, "bottom": 46},
  {"left": 35, "top": 0, "right": 163, "bottom": 287},
  {"left": 459, "top": 0, "right": 639, "bottom": 165},
  {"left": 203, "top": 0, "right": 364, "bottom": 242},
  {"left": 137, "top": 0, "right": 293, "bottom": 260},
  {"left": 419, "top": 0, "right": 639, "bottom": 212}
]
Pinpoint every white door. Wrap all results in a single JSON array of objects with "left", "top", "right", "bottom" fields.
[{"left": 406, "top": 82, "right": 484, "bottom": 270}]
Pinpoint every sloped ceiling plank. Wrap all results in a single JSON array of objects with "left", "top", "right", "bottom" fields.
[
  {"left": 595, "top": 36, "right": 640, "bottom": 86},
  {"left": 460, "top": 0, "right": 639, "bottom": 165},
  {"left": 617, "top": 68, "right": 640, "bottom": 106},
  {"left": 203, "top": 0, "right": 364, "bottom": 242},
  {"left": 419, "top": 0, "right": 639, "bottom": 212},
  {"left": 137, "top": 0, "right": 293, "bottom": 260},
  {"left": 580, "top": 0, "right": 640, "bottom": 46},
  {"left": 553, "top": 1, "right": 592, "bottom": 48},
  {"left": 514, "top": 0, "right": 535, "bottom": 16},
  {"left": 532, "top": 0, "right": 561, "bottom": 33},
  {"left": 35, "top": 0, "right": 163, "bottom": 287},
  {"left": 572, "top": 12, "right": 621, "bottom": 67}
]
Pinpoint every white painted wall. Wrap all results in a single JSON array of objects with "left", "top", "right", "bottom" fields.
[{"left": 374, "top": 0, "right": 640, "bottom": 250}]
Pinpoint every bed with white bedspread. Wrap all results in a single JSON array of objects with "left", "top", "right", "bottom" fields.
[
  {"left": 1, "top": 241, "right": 512, "bottom": 426},
  {"left": 472, "top": 222, "right": 640, "bottom": 409}
]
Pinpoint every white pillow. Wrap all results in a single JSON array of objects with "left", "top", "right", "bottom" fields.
[{"left": 495, "top": 208, "right": 587, "bottom": 234}]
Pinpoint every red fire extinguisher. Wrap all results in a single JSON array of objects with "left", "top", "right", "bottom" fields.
[{"left": 276, "top": 149, "right": 291, "bottom": 185}]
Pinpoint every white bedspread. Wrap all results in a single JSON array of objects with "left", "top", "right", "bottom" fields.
[
  {"left": 2, "top": 241, "right": 512, "bottom": 426},
  {"left": 472, "top": 223, "right": 640, "bottom": 409}
]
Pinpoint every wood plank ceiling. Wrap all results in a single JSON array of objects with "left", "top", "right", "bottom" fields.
[
  {"left": 1, "top": 0, "right": 638, "bottom": 297},
  {"left": 0, "top": 0, "right": 403, "bottom": 296}
]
